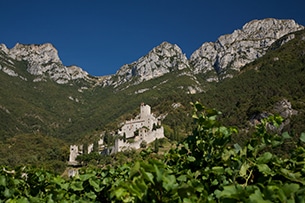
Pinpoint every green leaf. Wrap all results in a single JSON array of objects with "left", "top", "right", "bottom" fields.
[
  {"left": 215, "top": 185, "right": 240, "bottom": 199},
  {"left": 53, "top": 176, "right": 64, "bottom": 184},
  {"left": 46, "top": 194, "right": 55, "bottom": 203},
  {"left": 162, "top": 174, "right": 177, "bottom": 191},
  {"left": 60, "top": 182, "right": 69, "bottom": 191},
  {"left": 211, "top": 179, "right": 219, "bottom": 186},
  {"left": 89, "top": 178, "right": 101, "bottom": 192},
  {"left": 212, "top": 166, "right": 224, "bottom": 174},
  {"left": 154, "top": 164, "right": 162, "bottom": 183},
  {"left": 132, "top": 178, "right": 147, "bottom": 199},
  {"left": 85, "top": 191, "right": 97, "bottom": 200},
  {"left": 140, "top": 169, "right": 154, "bottom": 184},
  {"left": 130, "top": 161, "right": 140, "bottom": 178},
  {"left": 208, "top": 115, "right": 217, "bottom": 121},
  {"left": 113, "top": 187, "right": 129, "bottom": 201},
  {"left": 234, "top": 143, "right": 242, "bottom": 153},
  {"left": 0, "top": 175, "right": 6, "bottom": 186},
  {"left": 256, "top": 164, "right": 273, "bottom": 175},
  {"left": 15, "top": 197, "right": 30, "bottom": 203},
  {"left": 3, "top": 187, "right": 11, "bottom": 198},
  {"left": 219, "top": 126, "right": 229, "bottom": 136},
  {"left": 266, "top": 185, "right": 285, "bottom": 201},
  {"left": 240, "top": 162, "right": 250, "bottom": 177},
  {"left": 300, "top": 133, "right": 305, "bottom": 143},
  {"left": 79, "top": 173, "right": 94, "bottom": 181},
  {"left": 70, "top": 181, "right": 84, "bottom": 191},
  {"left": 257, "top": 152, "right": 273, "bottom": 164},
  {"left": 177, "top": 174, "right": 187, "bottom": 182},
  {"left": 271, "top": 140, "right": 282, "bottom": 147},
  {"left": 187, "top": 156, "right": 196, "bottom": 162},
  {"left": 282, "top": 132, "right": 291, "bottom": 139},
  {"left": 182, "top": 198, "right": 193, "bottom": 203},
  {"left": 249, "top": 189, "right": 273, "bottom": 203},
  {"left": 282, "top": 183, "right": 300, "bottom": 196}
]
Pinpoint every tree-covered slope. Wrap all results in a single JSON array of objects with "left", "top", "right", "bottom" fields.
[{"left": 200, "top": 29, "right": 305, "bottom": 134}]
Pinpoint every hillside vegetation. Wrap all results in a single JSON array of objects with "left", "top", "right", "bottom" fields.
[
  {"left": 1, "top": 102, "right": 305, "bottom": 202},
  {"left": 0, "top": 29, "right": 305, "bottom": 172},
  {"left": 201, "top": 29, "right": 305, "bottom": 132}
]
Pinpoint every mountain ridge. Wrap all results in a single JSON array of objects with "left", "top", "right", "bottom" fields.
[
  {"left": 1, "top": 18, "right": 303, "bottom": 87},
  {"left": 190, "top": 18, "right": 304, "bottom": 81},
  {"left": 0, "top": 43, "right": 96, "bottom": 84}
]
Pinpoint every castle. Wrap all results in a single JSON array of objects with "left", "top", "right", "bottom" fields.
[{"left": 69, "top": 103, "right": 164, "bottom": 164}]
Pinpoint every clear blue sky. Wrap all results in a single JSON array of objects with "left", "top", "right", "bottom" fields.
[{"left": 1, "top": 0, "right": 305, "bottom": 76}]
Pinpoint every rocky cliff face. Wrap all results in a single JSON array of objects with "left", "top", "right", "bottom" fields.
[
  {"left": 104, "top": 42, "right": 189, "bottom": 87},
  {"left": 0, "top": 43, "right": 93, "bottom": 84},
  {"left": 1, "top": 18, "right": 303, "bottom": 87},
  {"left": 104, "top": 18, "right": 304, "bottom": 87},
  {"left": 190, "top": 18, "right": 304, "bottom": 81}
]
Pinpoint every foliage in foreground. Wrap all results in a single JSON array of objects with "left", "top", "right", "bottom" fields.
[{"left": 1, "top": 102, "right": 305, "bottom": 202}]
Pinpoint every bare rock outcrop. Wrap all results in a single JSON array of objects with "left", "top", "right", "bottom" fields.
[{"left": 190, "top": 18, "right": 304, "bottom": 81}]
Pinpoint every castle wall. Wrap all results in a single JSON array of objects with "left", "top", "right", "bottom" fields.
[
  {"left": 115, "top": 126, "right": 164, "bottom": 152},
  {"left": 69, "top": 145, "right": 79, "bottom": 163},
  {"left": 144, "top": 127, "right": 164, "bottom": 143},
  {"left": 115, "top": 138, "right": 141, "bottom": 152},
  {"left": 121, "top": 119, "right": 145, "bottom": 138}
]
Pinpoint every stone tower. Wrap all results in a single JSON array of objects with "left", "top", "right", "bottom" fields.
[
  {"left": 69, "top": 145, "right": 79, "bottom": 164},
  {"left": 140, "top": 103, "right": 151, "bottom": 119}
]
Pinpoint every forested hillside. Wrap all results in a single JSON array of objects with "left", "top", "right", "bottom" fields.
[{"left": 0, "top": 26, "right": 305, "bottom": 174}]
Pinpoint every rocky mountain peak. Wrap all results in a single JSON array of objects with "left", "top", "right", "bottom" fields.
[
  {"left": 0, "top": 44, "right": 9, "bottom": 55},
  {"left": 9, "top": 43, "right": 61, "bottom": 64},
  {"left": 190, "top": 18, "right": 304, "bottom": 81},
  {"left": 105, "top": 41, "right": 189, "bottom": 87},
  {"left": 1, "top": 43, "right": 94, "bottom": 84},
  {"left": 241, "top": 18, "right": 301, "bottom": 38}
]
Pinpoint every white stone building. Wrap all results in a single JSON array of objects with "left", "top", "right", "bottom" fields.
[
  {"left": 114, "top": 103, "right": 164, "bottom": 152},
  {"left": 68, "top": 103, "right": 164, "bottom": 164}
]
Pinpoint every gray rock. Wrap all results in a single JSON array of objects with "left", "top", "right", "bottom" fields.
[
  {"left": 105, "top": 41, "right": 189, "bottom": 87},
  {"left": 190, "top": 18, "right": 304, "bottom": 81},
  {"left": 6, "top": 43, "right": 92, "bottom": 84}
]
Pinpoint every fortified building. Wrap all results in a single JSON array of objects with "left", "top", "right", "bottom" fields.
[
  {"left": 114, "top": 103, "right": 164, "bottom": 153},
  {"left": 68, "top": 103, "right": 164, "bottom": 164}
]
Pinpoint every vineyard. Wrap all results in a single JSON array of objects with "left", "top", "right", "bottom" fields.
[{"left": 1, "top": 102, "right": 305, "bottom": 202}]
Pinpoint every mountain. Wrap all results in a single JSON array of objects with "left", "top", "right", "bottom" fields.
[
  {"left": 103, "top": 41, "right": 190, "bottom": 87},
  {"left": 1, "top": 18, "right": 303, "bottom": 90},
  {"left": 190, "top": 18, "right": 304, "bottom": 81},
  {"left": 105, "top": 18, "right": 303, "bottom": 86},
  {"left": 200, "top": 28, "right": 305, "bottom": 147},
  {"left": 0, "top": 43, "right": 98, "bottom": 85},
  {"left": 0, "top": 18, "right": 305, "bottom": 171}
]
